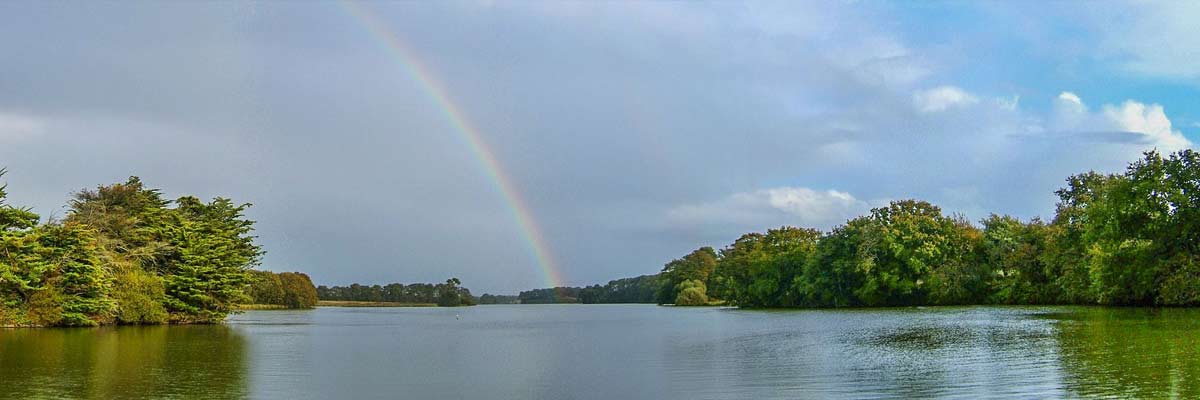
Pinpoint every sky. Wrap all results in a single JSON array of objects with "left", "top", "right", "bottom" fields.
[{"left": 1, "top": 1, "right": 1198, "bottom": 294}]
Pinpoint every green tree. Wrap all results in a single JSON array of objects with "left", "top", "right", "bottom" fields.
[
  {"left": 158, "top": 197, "right": 262, "bottom": 322},
  {"left": 1, "top": 171, "right": 115, "bottom": 326},
  {"left": 656, "top": 247, "right": 717, "bottom": 304},
  {"left": 853, "top": 200, "right": 979, "bottom": 306},
  {"left": 708, "top": 234, "right": 763, "bottom": 305},
  {"left": 745, "top": 227, "right": 822, "bottom": 307},
  {"left": 36, "top": 223, "right": 115, "bottom": 326},
  {"left": 797, "top": 217, "right": 873, "bottom": 307},
  {"left": 247, "top": 270, "right": 285, "bottom": 305},
  {"left": 1060, "top": 150, "right": 1200, "bottom": 305},
  {"left": 674, "top": 279, "right": 708, "bottom": 306},
  {"left": 437, "top": 278, "right": 475, "bottom": 307},
  {"left": 278, "top": 272, "right": 318, "bottom": 309},
  {"left": 982, "top": 215, "right": 1057, "bottom": 304}
]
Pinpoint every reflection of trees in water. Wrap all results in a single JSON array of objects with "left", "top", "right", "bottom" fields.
[
  {"left": 1056, "top": 308, "right": 1200, "bottom": 398},
  {"left": 0, "top": 325, "right": 247, "bottom": 399}
]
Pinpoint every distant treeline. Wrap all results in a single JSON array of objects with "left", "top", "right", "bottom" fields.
[
  {"left": 646, "top": 150, "right": 1200, "bottom": 308},
  {"left": 246, "top": 270, "right": 318, "bottom": 309},
  {"left": 518, "top": 274, "right": 661, "bottom": 304},
  {"left": 478, "top": 294, "right": 520, "bottom": 304},
  {"left": 0, "top": 175, "right": 273, "bottom": 326},
  {"left": 316, "top": 279, "right": 476, "bottom": 306}
]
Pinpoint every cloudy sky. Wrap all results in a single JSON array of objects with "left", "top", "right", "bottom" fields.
[{"left": 2, "top": 1, "right": 1198, "bottom": 294}]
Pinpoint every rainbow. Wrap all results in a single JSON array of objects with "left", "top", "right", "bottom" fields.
[{"left": 338, "top": 1, "right": 564, "bottom": 289}]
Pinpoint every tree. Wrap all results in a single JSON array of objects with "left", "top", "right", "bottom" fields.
[
  {"left": 1, "top": 170, "right": 115, "bottom": 326},
  {"left": 278, "top": 272, "right": 318, "bottom": 308},
  {"left": 247, "top": 270, "right": 285, "bottom": 305},
  {"left": 674, "top": 279, "right": 708, "bottom": 306},
  {"left": 745, "top": 227, "right": 823, "bottom": 307},
  {"left": 982, "top": 215, "right": 1056, "bottom": 304},
  {"left": 158, "top": 196, "right": 262, "bottom": 322},
  {"left": 66, "top": 179, "right": 263, "bottom": 323},
  {"left": 657, "top": 247, "right": 717, "bottom": 304},
  {"left": 436, "top": 278, "right": 475, "bottom": 307},
  {"left": 1054, "top": 150, "right": 1200, "bottom": 305},
  {"left": 36, "top": 223, "right": 115, "bottom": 326}
]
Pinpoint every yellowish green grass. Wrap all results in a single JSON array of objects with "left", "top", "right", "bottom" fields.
[
  {"left": 237, "top": 304, "right": 290, "bottom": 310},
  {"left": 316, "top": 301, "right": 437, "bottom": 307}
]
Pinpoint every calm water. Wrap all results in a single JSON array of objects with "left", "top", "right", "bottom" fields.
[{"left": 2, "top": 305, "right": 1198, "bottom": 399}]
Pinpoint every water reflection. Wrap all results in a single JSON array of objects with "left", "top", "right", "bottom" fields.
[
  {"left": 1053, "top": 307, "right": 1200, "bottom": 398},
  {"left": 3, "top": 306, "right": 1200, "bottom": 399},
  {"left": 0, "top": 325, "right": 247, "bottom": 399}
]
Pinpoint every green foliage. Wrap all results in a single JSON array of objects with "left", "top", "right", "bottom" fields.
[
  {"left": 1055, "top": 150, "right": 1200, "bottom": 305},
  {"left": 247, "top": 270, "right": 285, "bottom": 305},
  {"left": 158, "top": 196, "right": 261, "bottom": 322},
  {"left": 645, "top": 150, "right": 1200, "bottom": 309},
  {"left": 435, "top": 278, "right": 475, "bottom": 307},
  {"left": 478, "top": 293, "right": 520, "bottom": 304},
  {"left": 982, "top": 215, "right": 1057, "bottom": 304},
  {"left": 246, "top": 270, "right": 317, "bottom": 309},
  {"left": 577, "top": 274, "right": 661, "bottom": 304},
  {"left": 657, "top": 247, "right": 717, "bottom": 304},
  {"left": 0, "top": 172, "right": 268, "bottom": 326},
  {"left": 111, "top": 265, "right": 168, "bottom": 324},
  {"left": 320, "top": 279, "right": 475, "bottom": 306},
  {"left": 674, "top": 279, "right": 708, "bottom": 306},
  {"left": 36, "top": 223, "right": 116, "bottom": 326},
  {"left": 707, "top": 227, "right": 822, "bottom": 307},
  {"left": 0, "top": 170, "right": 117, "bottom": 326},
  {"left": 793, "top": 201, "right": 984, "bottom": 307},
  {"left": 278, "top": 272, "right": 318, "bottom": 308},
  {"left": 516, "top": 275, "right": 663, "bottom": 304},
  {"left": 518, "top": 287, "right": 580, "bottom": 303}
]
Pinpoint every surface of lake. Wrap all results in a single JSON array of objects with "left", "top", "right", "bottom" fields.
[{"left": 1, "top": 305, "right": 1198, "bottom": 399}]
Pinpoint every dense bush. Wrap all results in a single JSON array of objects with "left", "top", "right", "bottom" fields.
[
  {"left": 674, "top": 280, "right": 708, "bottom": 306},
  {"left": 247, "top": 270, "right": 318, "bottom": 309}
]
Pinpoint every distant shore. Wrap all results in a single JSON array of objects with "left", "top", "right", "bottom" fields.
[
  {"left": 317, "top": 301, "right": 437, "bottom": 307},
  {"left": 237, "top": 304, "right": 291, "bottom": 310}
]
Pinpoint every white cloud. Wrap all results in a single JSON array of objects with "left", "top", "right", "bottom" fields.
[
  {"left": 0, "top": 112, "right": 45, "bottom": 140},
  {"left": 667, "top": 187, "right": 875, "bottom": 230},
  {"left": 913, "top": 86, "right": 979, "bottom": 113},
  {"left": 1101, "top": 101, "right": 1191, "bottom": 150},
  {"left": 1049, "top": 92, "right": 1191, "bottom": 151},
  {"left": 1057, "top": 91, "right": 1082, "bottom": 105}
]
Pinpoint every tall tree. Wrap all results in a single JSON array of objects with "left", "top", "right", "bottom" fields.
[{"left": 657, "top": 247, "right": 717, "bottom": 304}]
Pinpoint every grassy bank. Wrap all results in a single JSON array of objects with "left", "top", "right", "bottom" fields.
[
  {"left": 317, "top": 301, "right": 437, "bottom": 307},
  {"left": 237, "top": 304, "right": 292, "bottom": 310}
]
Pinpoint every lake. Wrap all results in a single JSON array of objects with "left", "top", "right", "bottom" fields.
[{"left": 1, "top": 305, "right": 1197, "bottom": 399}]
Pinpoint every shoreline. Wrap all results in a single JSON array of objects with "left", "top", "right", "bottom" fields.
[{"left": 316, "top": 300, "right": 438, "bottom": 307}]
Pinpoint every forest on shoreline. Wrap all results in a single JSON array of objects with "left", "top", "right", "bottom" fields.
[
  {"left": 521, "top": 150, "right": 1200, "bottom": 308},
  {"left": 511, "top": 275, "right": 660, "bottom": 304},
  {"left": 0, "top": 175, "right": 273, "bottom": 327},
  {"left": 0, "top": 172, "right": 484, "bottom": 327},
  {"left": 316, "top": 279, "right": 477, "bottom": 307},
  {"left": 9, "top": 150, "right": 1198, "bottom": 325}
]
